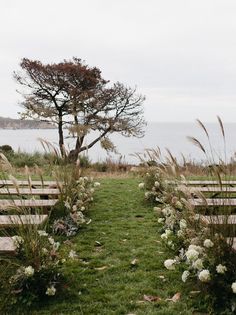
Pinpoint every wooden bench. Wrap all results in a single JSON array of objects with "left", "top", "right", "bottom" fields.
[
  {"left": 185, "top": 180, "right": 236, "bottom": 252},
  {"left": 0, "top": 178, "right": 62, "bottom": 254}
]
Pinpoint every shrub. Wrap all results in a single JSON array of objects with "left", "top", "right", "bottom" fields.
[
  {"left": 138, "top": 119, "right": 236, "bottom": 313},
  {"left": 0, "top": 223, "right": 66, "bottom": 310}
]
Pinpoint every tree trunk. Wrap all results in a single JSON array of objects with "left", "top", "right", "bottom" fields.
[{"left": 58, "top": 111, "right": 64, "bottom": 157}]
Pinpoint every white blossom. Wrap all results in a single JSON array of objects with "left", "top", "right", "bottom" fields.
[
  {"left": 38, "top": 230, "right": 48, "bottom": 237},
  {"left": 161, "top": 233, "right": 168, "bottom": 240},
  {"left": 162, "top": 207, "right": 174, "bottom": 217},
  {"left": 68, "top": 250, "right": 78, "bottom": 260},
  {"left": 64, "top": 200, "right": 70, "bottom": 210},
  {"left": 153, "top": 207, "right": 162, "bottom": 214},
  {"left": 154, "top": 181, "right": 160, "bottom": 188},
  {"left": 198, "top": 269, "right": 211, "bottom": 282},
  {"left": 192, "top": 259, "right": 203, "bottom": 270},
  {"left": 175, "top": 201, "right": 183, "bottom": 209},
  {"left": 185, "top": 249, "right": 199, "bottom": 262},
  {"left": 72, "top": 205, "right": 77, "bottom": 212},
  {"left": 24, "top": 266, "right": 34, "bottom": 277},
  {"left": 203, "top": 239, "right": 214, "bottom": 248},
  {"left": 94, "top": 182, "right": 101, "bottom": 187},
  {"left": 182, "top": 270, "right": 190, "bottom": 282},
  {"left": 179, "top": 219, "right": 187, "bottom": 230},
  {"left": 177, "top": 230, "right": 184, "bottom": 238},
  {"left": 216, "top": 264, "right": 227, "bottom": 274},
  {"left": 48, "top": 237, "right": 55, "bottom": 245},
  {"left": 46, "top": 285, "right": 56, "bottom": 296},
  {"left": 138, "top": 183, "right": 145, "bottom": 189},
  {"left": 157, "top": 218, "right": 165, "bottom": 224},
  {"left": 188, "top": 244, "right": 204, "bottom": 254},
  {"left": 232, "top": 282, "right": 236, "bottom": 294},
  {"left": 12, "top": 235, "right": 24, "bottom": 248},
  {"left": 145, "top": 191, "right": 151, "bottom": 198},
  {"left": 164, "top": 259, "right": 176, "bottom": 270}
]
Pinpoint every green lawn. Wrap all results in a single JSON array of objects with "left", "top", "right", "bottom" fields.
[{"left": 21, "top": 177, "right": 198, "bottom": 314}]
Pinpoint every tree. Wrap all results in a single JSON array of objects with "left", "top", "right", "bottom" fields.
[{"left": 14, "top": 58, "right": 146, "bottom": 160}]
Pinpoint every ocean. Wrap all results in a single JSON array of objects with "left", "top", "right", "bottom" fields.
[{"left": 0, "top": 122, "right": 236, "bottom": 164}]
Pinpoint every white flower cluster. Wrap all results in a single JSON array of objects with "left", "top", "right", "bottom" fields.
[
  {"left": 12, "top": 235, "right": 24, "bottom": 248},
  {"left": 164, "top": 259, "right": 176, "bottom": 270},
  {"left": 24, "top": 266, "right": 34, "bottom": 277},
  {"left": 46, "top": 285, "right": 56, "bottom": 296}
]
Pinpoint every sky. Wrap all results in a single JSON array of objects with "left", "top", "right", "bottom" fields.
[{"left": 1, "top": 0, "right": 236, "bottom": 122}]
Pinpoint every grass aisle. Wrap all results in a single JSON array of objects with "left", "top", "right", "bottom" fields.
[{"left": 38, "top": 177, "right": 194, "bottom": 315}]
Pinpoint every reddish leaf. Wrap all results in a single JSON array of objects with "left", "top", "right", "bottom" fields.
[{"left": 166, "top": 292, "right": 181, "bottom": 302}]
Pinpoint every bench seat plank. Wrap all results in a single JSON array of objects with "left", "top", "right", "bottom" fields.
[
  {"left": 0, "top": 237, "right": 16, "bottom": 253},
  {"left": 190, "top": 198, "right": 236, "bottom": 207},
  {"left": 189, "top": 187, "right": 236, "bottom": 193},
  {"left": 0, "top": 180, "right": 61, "bottom": 187},
  {"left": 0, "top": 199, "right": 57, "bottom": 209},
  {"left": 0, "top": 214, "right": 48, "bottom": 227},
  {"left": 182, "top": 180, "right": 236, "bottom": 186},
  {"left": 0, "top": 188, "right": 60, "bottom": 195},
  {"left": 200, "top": 215, "right": 236, "bottom": 225}
]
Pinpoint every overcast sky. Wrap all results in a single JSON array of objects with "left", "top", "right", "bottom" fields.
[{"left": 1, "top": 0, "right": 236, "bottom": 122}]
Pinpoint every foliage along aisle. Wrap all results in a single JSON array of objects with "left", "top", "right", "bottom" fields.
[{"left": 35, "top": 177, "right": 196, "bottom": 315}]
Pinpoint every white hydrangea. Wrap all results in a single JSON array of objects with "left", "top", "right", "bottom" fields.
[
  {"left": 145, "top": 191, "right": 151, "bottom": 198},
  {"left": 153, "top": 207, "right": 162, "bottom": 215},
  {"left": 216, "top": 264, "right": 227, "bottom": 274},
  {"left": 48, "top": 237, "right": 55, "bottom": 245},
  {"left": 162, "top": 207, "right": 174, "bottom": 217},
  {"left": 64, "top": 199, "right": 70, "bottom": 210},
  {"left": 232, "top": 282, "right": 236, "bottom": 294},
  {"left": 179, "top": 219, "right": 187, "bottom": 230},
  {"left": 177, "top": 230, "right": 184, "bottom": 238},
  {"left": 161, "top": 229, "right": 172, "bottom": 240},
  {"left": 185, "top": 249, "right": 199, "bottom": 262},
  {"left": 192, "top": 258, "right": 204, "bottom": 270},
  {"left": 24, "top": 266, "right": 34, "bottom": 277},
  {"left": 72, "top": 205, "right": 77, "bottom": 212},
  {"left": 198, "top": 269, "right": 211, "bottom": 282},
  {"left": 203, "top": 239, "right": 214, "bottom": 248},
  {"left": 164, "top": 259, "right": 176, "bottom": 270},
  {"left": 138, "top": 183, "right": 145, "bottom": 189},
  {"left": 188, "top": 244, "right": 204, "bottom": 254},
  {"left": 165, "top": 216, "right": 176, "bottom": 229},
  {"left": 38, "top": 230, "right": 48, "bottom": 237},
  {"left": 68, "top": 250, "right": 78, "bottom": 260},
  {"left": 161, "top": 233, "right": 168, "bottom": 240},
  {"left": 181, "top": 270, "right": 190, "bottom": 282},
  {"left": 46, "top": 285, "right": 56, "bottom": 296},
  {"left": 12, "top": 235, "right": 24, "bottom": 248},
  {"left": 165, "top": 229, "right": 172, "bottom": 237},
  {"left": 175, "top": 201, "right": 183, "bottom": 209}
]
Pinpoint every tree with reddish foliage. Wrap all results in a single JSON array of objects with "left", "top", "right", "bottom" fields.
[{"left": 14, "top": 58, "right": 146, "bottom": 160}]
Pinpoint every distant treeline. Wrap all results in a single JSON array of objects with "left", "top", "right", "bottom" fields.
[{"left": 0, "top": 116, "right": 55, "bottom": 129}]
